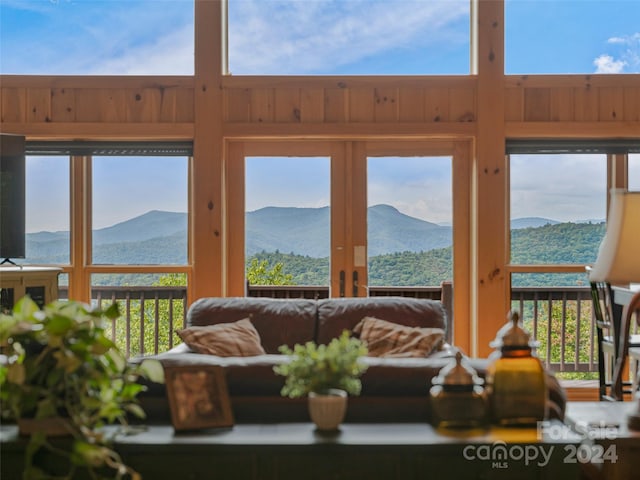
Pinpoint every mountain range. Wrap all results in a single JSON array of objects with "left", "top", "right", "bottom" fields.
[{"left": 23, "top": 206, "right": 599, "bottom": 264}]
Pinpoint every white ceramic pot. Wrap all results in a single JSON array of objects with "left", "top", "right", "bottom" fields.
[{"left": 308, "top": 388, "right": 348, "bottom": 431}]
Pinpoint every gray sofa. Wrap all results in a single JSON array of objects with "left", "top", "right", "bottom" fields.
[{"left": 136, "top": 296, "right": 566, "bottom": 423}]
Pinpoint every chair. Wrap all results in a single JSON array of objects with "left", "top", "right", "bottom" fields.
[
  {"left": 630, "top": 346, "right": 640, "bottom": 394},
  {"left": 611, "top": 291, "right": 640, "bottom": 400},
  {"left": 589, "top": 280, "right": 640, "bottom": 401}
]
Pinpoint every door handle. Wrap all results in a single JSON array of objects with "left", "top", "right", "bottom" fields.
[{"left": 353, "top": 270, "right": 358, "bottom": 297}]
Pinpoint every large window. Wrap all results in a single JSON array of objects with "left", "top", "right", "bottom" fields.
[
  {"left": 0, "top": 1, "right": 194, "bottom": 75},
  {"left": 506, "top": 0, "right": 640, "bottom": 74},
  {"left": 228, "top": 0, "right": 470, "bottom": 75},
  {"left": 23, "top": 156, "right": 70, "bottom": 265},
  {"left": 245, "top": 156, "right": 330, "bottom": 286},
  {"left": 367, "top": 156, "right": 452, "bottom": 287},
  {"left": 510, "top": 153, "right": 607, "bottom": 284},
  {"left": 92, "top": 155, "right": 188, "bottom": 265}
]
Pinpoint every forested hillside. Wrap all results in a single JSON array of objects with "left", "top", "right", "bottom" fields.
[
  {"left": 22, "top": 208, "right": 605, "bottom": 287},
  {"left": 248, "top": 221, "right": 604, "bottom": 287}
]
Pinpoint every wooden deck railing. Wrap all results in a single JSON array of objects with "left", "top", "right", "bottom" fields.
[
  {"left": 510, "top": 287, "right": 596, "bottom": 375},
  {"left": 58, "top": 284, "right": 604, "bottom": 376}
]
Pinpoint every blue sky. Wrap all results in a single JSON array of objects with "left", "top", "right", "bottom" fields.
[{"left": 1, "top": 0, "right": 639, "bottom": 231}]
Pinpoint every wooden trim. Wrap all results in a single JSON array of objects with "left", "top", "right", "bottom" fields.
[
  {"left": 506, "top": 122, "right": 640, "bottom": 138},
  {"left": 239, "top": 141, "right": 332, "bottom": 156},
  {"left": 507, "top": 265, "right": 595, "bottom": 274},
  {"left": 0, "top": 123, "right": 194, "bottom": 140},
  {"left": 351, "top": 142, "right": 368, "bottom": 297},
  {"left": 365, "top": 140, "right": 459, "bottom": 157},
  {"left": 452, "top": 140, "right": 473, "bottom": 354},
  {"left": 505, "top": 74, "right": 640, "bottom": 88},
  {"left": 221, "top": 75, "right": 477, "bottom": 89},
  {"left": 226, "top": 142, "right": 245, "bottom": 296},
  {"left": 85, "top": 265, "right": 191, "bottom": 274},
  {"left": 0, "top": 75, "right": 194, "bottom": 89},
  {"left": 222, "top": 123, "right": 476, "bottom": 139},
  {"left": 67, "top": 155, "right": 90, "bottom": 302},
  {"left": 330, "top": 143, "right": 348, "bottom": 297}
]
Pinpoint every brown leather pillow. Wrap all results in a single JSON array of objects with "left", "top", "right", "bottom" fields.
[
  {"left": 176, "top": 318, "right": 266, "bottom": 356},
  {"left": 353, "top": 316, "right": 444, "bottom": 358}
]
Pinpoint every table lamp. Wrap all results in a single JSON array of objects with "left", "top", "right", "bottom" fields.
[{"left": 588, "top": 189, "right": 640, "bottom": 430}]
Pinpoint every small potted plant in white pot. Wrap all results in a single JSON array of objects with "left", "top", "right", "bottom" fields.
[
  {"left": 273, "top": 331, "right": 368, "bottom": 431},
  {"left": 0, "top": 296, "right": 164, "bottom": 479}
]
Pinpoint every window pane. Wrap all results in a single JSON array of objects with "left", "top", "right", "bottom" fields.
[
  {"left": 92, "top": 156, "right": 188, "bottom": 265},
  {"left": 510, "top": 154, "right": 606, "bottom": 266},
  {"left": 0, "top": 1, "right": 194, "bottom": 74},
  {"left": 24, "top": 156, "right": 70, "bottom": 264},
  {"left": 506, "top": 0, "right": 640, "bottom": 74},
  {"left": 229, "top": 0, "right": 470, "bottom": 74},
  {"left": 630, "top": 154, "right": 640, "bottom": 191},
  {"left": 245, "top": 157, "right": 330, "bottom": 286},
  {"left": 367, "top": 156, "right": 452, "bottom": 287}
]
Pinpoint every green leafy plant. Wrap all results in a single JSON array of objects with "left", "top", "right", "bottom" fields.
[
  {"left": 0, "top": 297, "right": 164, "bottom": 480},
  {"left": 273, "top": 331, "right": 368, "bottom": 398}
]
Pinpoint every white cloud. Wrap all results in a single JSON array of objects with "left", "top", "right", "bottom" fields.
[
  {"left": 594, "top": 32, "right": 640, "bottom": 73},
  {"left": 89, "top": 24, "right": 194, "bottom": 75},
  {"left": 0, "top": 1, "right": 194, "bottom": 75},
  {"left": 510, "top": 154, "right": 606, "bottom": 222},
  {"left": 594, "top": 54, "right": 627, "bottom": 73},
  {"left": 229, "top": 0, "right": 468, "bottom": 74}
]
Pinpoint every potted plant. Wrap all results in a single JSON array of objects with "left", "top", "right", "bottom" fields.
[
  {"left": 0, "top": 296, "right": 164, "bottom": 479},
  {"left": 273, "top": 330, "right": 368, "bottom": 430}
]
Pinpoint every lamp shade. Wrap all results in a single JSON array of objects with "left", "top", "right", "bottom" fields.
[{"left": 589, "top": 190, "right": 640, "bottom": 284}]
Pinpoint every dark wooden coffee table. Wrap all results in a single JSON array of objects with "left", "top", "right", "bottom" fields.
[{"left": 1, "top": 421, "right": 583, "bottom": 479}]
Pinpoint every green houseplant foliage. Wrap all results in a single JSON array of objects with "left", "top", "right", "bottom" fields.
[
  {"left": 273, "top": 331, "right": 369, "bottom": 398},
  {"left": 0, "top": 297, "right": 164, "bottom": 480}
]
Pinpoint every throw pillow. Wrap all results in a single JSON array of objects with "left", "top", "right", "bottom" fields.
[
  {"left": 353, "top": 316, "right": 444, "bottom": 358},
  {"left": 176, "top": 318, "right": 266, "bottom": 357}
]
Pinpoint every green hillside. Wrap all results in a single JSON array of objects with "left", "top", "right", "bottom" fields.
[
  {"left": 22, "top": 208, "right": 605, "bottom": 288},
  {"left": 249, "top": 221, "right": 605, "bottom": 287}
]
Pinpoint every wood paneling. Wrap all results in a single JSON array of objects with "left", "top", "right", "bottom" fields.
[
  {"left": 220, "top": 77, "right": 478, "bottom": 127},
  {"left": 505, "top": 75, "right": 640, "bottom": 123},
  {"left": 0, "top": 78, "right": 195, "bottom": 128},
  {"left": 1, "top": 87, "right": 26, "bottom": 123}
]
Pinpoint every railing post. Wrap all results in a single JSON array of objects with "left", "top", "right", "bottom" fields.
[{"left": 440, "top": 281, "right": 453, "bottom": 344}]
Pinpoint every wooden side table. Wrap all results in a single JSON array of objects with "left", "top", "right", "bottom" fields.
[
  {"left": 565, "top": 401, "right": 640, "bottom": 480},
  {"left": 0, "top": 266, "right": 62, "bottom": 312}
]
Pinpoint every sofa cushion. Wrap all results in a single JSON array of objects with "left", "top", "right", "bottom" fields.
[
  {"left": 316, "top": 297, "right": 447, "bottom": 346},
  {"left": 176, "top": 318, "right": 266, "bottom": 357},
  {"left": 354, "top": 316, "right": 444, "bottom": 358},
  {"left": 186, "top": 297, "right": 317, "bottom": 354}
]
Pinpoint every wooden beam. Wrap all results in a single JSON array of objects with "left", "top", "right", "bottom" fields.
[
  {"left": 191, "top": 0, "right": 224, "bottom": 303},
  {"left": 67, "top": 156, "right": 90, "bottom": 302},
  {"left": 474, "top": 0, "right": 507, "bottom": 357}
]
